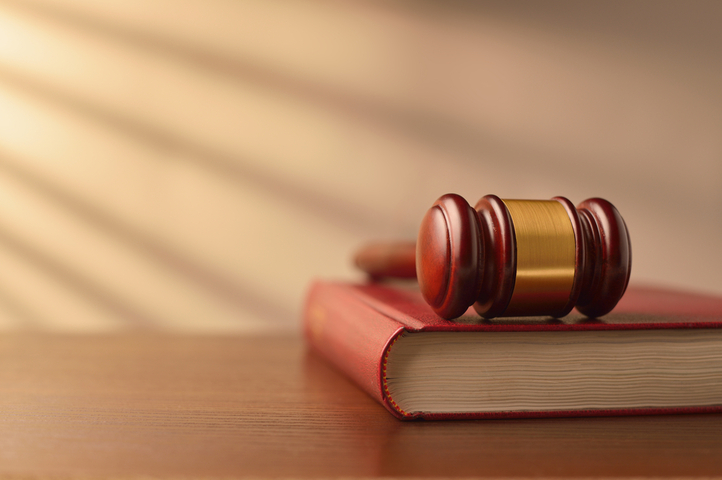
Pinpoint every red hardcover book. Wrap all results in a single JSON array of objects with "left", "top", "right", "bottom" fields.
[{"left": 303, "top": 281, "right": 722, "bottom": 420}]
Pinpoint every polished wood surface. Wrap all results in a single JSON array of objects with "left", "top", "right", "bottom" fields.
[
  {"left": 474, "top": 194, "right": 520, "bottom": 318},
  {"left": 1, "top": 334, "right": 722, "bottom": 479},
  {"left": 576, "top": 197, "right": 633, "bottom": 318},
  {"left": 354, "top": 241, "right": 417, "bottom": 279},
  {"left": 417, "top": 193, "right": 482, "bottom": 319}
]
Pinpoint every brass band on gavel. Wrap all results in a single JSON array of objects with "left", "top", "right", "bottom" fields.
[{"left": 502, "top": 200, "right": 577, "bottom": 316}]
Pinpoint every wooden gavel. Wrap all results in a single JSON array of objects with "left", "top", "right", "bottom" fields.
[{"left": 354, "top": 194, "right": 631, "bottom": 319}]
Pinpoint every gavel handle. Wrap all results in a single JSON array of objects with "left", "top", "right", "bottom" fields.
[{"left": 353, "top": 241, "right": 417, "bottom": 279}]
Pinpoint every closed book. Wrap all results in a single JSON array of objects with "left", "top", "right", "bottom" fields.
[{"left": 303, "top": 280, "right": 722, "bottom": 420}]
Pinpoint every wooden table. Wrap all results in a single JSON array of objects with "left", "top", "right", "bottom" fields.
[{"left": 2, "top": 334, "right": 722, "bottom": 479}]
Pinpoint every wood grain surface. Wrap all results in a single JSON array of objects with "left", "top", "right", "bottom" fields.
[{"left": 2, "top": 334, "right": 722, "bottom": 479}]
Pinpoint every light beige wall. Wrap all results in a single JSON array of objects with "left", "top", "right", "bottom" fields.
[{"left": 0, "top": 0, "right": 720, "bottom": 332}]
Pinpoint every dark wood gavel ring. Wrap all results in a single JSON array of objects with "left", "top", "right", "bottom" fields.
[{"left": 354, "top": 194, "right": 631, "bottom": 320}]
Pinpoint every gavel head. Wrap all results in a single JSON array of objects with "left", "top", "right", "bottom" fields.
[{"left": 417, "top": 194, "right": 631, "bottom": 319}]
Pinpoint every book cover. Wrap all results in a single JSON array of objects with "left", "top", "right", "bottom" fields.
[{"left": 303, "top": 280, "right": 722, "bottom": 420}]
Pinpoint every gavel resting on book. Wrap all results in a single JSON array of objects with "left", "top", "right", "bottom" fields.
[{"left": 354, "top": 194, "right": 631, "bottom": 320}]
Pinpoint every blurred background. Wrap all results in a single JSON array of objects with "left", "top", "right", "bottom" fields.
[{"left": 0, "top": 0, "right": 720, "bottom": 332}]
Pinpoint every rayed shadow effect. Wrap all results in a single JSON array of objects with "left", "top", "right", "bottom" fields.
[
  {"left": 0, "top": 150, "right": 294, "bottom": 327},
  {"left": 0, "top": 221, "right": 159, "bottom": 328},
  {"left": 0, "top": 271, "right": 47, "bottom": 328},
  {"left": 390, "top": 0, "right": 722, "bottom": 60},
  {"left": 0, "top": 65, "right": 383, "bottom": 236},
  {"left": 0, "top": 0, "right": 671, "bottom": 202}
]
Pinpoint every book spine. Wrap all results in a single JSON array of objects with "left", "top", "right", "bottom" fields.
[{"left": 303, "top": 281, "right": 406, "bottom": 418}]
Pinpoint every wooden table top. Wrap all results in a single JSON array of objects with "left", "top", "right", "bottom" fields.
[{"left": 1, "top": 334, "right": 722, "bottom": 479}]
